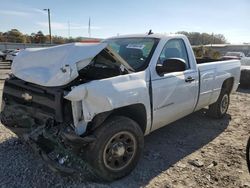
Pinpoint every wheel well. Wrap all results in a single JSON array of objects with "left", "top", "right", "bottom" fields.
[
  {"left": 112, "top": 104, "right": 147, "bottom": 133},
  {"left": 89, "top": 104, "right": 147, "bottom": 134},
  {"left": 221, "top": 77, "right": 234, "bottom": 93}
]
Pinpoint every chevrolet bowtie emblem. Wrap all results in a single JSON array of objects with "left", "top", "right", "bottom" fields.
[{"left": 21, "top": 93, "right": 33, "bottom": 101}]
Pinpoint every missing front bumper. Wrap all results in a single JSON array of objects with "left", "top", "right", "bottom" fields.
[{"left": 0, "top": 107, "right": 95, "bottom": 175}]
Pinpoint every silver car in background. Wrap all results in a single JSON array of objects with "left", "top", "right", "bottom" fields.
[
  {"left": 0, "top": 51, "right": 5, "bottom": 61},
  {"left": 5, "top": 49, "right": 20, "bottom": 62}
]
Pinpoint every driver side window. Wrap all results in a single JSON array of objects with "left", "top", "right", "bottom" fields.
[{"left": 159, "top": 39, "right": 190, "bottom": 69}]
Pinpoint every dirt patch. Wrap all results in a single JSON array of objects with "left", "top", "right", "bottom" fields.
[{"left": 0, "top": 86, "right": 249, "bottom": 187}]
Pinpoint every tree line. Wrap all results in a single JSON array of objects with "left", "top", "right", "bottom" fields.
[
  {"left": 176, "top": 31, "right": 227, "bottom": 45},
  {"left": 0, "top": 29, "right": 94, "bottom": 44},
  {"left": 0, "top": 29, "right": 227, "bottom": 45}
]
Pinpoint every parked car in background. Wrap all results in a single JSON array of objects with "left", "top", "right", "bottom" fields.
[
  {"left": 221, "top": 51, "right": 250, "bottom": 66},
  {"left": 5, "top": 49, "right": 20, "bottom": 62},
  {"left": 222, "top": 52, "right": 245, "bottom": 60},
  {"left": 3, "top": 49, "right": 15, "bottom": 54},
  {"left": 0, "top": 51, "right": 5, "bottom": 61},
  {"left": 222, "top": 52, "right": 250, "bottom": 87},
  {"left": 1, "top": 49, "right": 15, "bottom": 61}
]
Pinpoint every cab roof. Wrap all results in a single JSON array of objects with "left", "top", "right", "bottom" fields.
[{"left": 107, "top": 33, "right": 186, "bottom": 40}]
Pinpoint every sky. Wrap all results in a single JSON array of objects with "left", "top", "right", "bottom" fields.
[{"left": 1, "top": 0, "right": 249, "bottom": 44}]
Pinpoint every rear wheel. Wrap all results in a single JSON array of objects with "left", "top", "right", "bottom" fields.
[
  {"left": 83, "top": 116, "right": 144, "bottom": 181},
  {"left": 0, "top": 56, "right": 3, "bottom": 62},
  {"left": 208, "top": 91, "right": 230, "bottom": 118}
]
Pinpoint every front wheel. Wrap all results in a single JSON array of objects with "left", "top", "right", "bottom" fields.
[
  {"left": 208, "top": 91, "right": 230, "bottom": 118},
  {"left": 83, "top": 116, "right": 144, "bottom": 181}
]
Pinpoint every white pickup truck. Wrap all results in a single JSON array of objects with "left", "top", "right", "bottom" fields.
[{"left": 0, "top": 33, "right": 241, "bottom": 181}]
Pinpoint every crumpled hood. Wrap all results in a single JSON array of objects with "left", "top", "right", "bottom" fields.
[{"left": 11, "top": 43, "right": 108, "bottom": 87}]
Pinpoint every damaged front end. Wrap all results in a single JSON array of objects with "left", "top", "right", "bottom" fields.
[
  {"left": 0, "top": 77, "right": 95, "bottom": 174},
  {"left": 0, "top": 39, "right": 151, "bottom": 177}
]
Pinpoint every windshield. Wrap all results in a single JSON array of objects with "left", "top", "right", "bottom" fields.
[{"left": 103, "top": 38, "right": 159, "bottom": 71}]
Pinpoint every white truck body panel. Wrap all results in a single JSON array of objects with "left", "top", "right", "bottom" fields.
[
  {"left": 64, "top": 71, "right": 152, "bottom": 134},
  {"left": 196, "top": 60, "right": 240, "bottom": 110},
  {"left": 147, "top": 35, "right": 199, "bottom": 130}
]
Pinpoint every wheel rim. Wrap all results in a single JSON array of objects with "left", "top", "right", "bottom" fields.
[
  {"left": 103, "top": 131, "right": 137, "bottom": 171},
  {"left": 220, "top": 94, "right": 229, "bottom": 114}
]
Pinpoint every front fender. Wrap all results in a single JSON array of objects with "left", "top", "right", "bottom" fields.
[{"left": 64, "top": 72, "right": 151, "bottom": 134}]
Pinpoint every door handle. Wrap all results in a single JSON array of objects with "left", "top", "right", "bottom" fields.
[{"left": 185, "top": 76, "right": 195, "bottom": 83}]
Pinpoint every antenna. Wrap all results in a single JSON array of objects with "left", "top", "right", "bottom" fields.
[{"left": 148, "top": 29, "right": 153, "bottom": 35}]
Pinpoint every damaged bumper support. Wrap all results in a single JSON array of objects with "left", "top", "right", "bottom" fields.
[{"left": 1, "top": 97, "right": 95, "bottom": 175}]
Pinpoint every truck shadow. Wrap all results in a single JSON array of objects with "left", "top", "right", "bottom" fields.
[
  {"left": 0, "top": 110, "right": 230, "bottom": 187},
  {"left": 237, "top": 87, "right": 250, "bottom": 93},
  {"left": 118, "top": 109, "right": 231, "bottom": 187}
]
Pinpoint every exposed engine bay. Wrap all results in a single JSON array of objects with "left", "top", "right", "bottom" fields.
[
  {"left": 71, "top": 48, "right": 130, "bottom": 86},
  {"left": 11, "top": 42, "right": 133, "bottom": 87}
]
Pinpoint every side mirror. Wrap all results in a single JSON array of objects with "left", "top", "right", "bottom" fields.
[{"left": 156, "top": 58, "right": 186, "bottom": 76}]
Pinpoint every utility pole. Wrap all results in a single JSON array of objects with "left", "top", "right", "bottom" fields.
[
  {"left": 211, "top": 32, "right": 214, "bottom": 47},
  {"left": 68, "top": 21, "right": 71, "bottom": 38},
  {"left": 43, "top": 8, "right": 52, "bottom": 44},
  {"left": 88, "top": 17, "right": 91, "bottom": 38}
]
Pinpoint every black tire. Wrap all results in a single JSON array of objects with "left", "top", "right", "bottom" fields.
[
  {"left": 240, "top": 69, "right": 250, "bottom": 88},
  {"left": 83, "top": 116, "right": 144, "bottom": 181},
  {"left": 208, "top": 90, "right": 230, "bottom": 119},
  {"left": 0, "top": 56, "right": 3, "bottom": 62},
  {"left": 247, "top": 137, "right": 250, "bottom": 173}
]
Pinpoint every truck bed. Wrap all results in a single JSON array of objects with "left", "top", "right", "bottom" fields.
[{"left": 195, "top": 59, "right": 241, "bottom": 111}]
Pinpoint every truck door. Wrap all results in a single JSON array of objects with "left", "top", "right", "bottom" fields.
[{"left": 151, "top": 38, "right": 198, "bottom": 131}]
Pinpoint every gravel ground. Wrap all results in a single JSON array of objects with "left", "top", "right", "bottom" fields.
[
  {"left": 0, "top": 61, "right": 11, "bottom": 81},
  {"left": 0, "top": 80, "right": 249, "bottom": 188}
]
